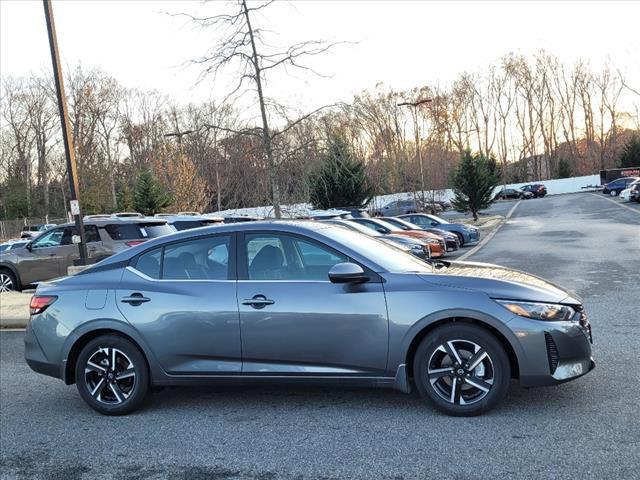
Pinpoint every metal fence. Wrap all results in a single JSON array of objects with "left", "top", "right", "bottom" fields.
[{"left": 0, "top": 216, "right": 70, "bottom": 241}]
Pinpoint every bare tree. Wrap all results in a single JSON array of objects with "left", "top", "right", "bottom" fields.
[{"left": 175, "top": 0, "right": 342, "bottom": 218}]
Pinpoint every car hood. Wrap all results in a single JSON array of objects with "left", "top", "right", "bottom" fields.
[{"left": 419, "top": 260, "right": 581, "bottom": 305}]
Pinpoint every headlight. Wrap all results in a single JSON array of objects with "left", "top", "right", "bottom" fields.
[
  {"left": 425, "top": 238, "right": 440, "bottom": 244},
  {"left": 495, "top": 300, "right": 575, "bottom": 321}
]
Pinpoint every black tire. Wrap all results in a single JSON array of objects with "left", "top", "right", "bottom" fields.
[
  {"left": 0, "top": 269, "right": 18, "bottom": 293},
  {"left": 453, "top": 231, "right": 464, "bottom": 247},
  {"left": 75, "top": 334, "right": 149, "bottom": 415},
  {"left": 413, "top": 323, "right": 510, "bottom": 416}
]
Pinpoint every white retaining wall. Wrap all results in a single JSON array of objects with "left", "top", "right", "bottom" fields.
[{"left": 209, "top": 174, "right": 602, "bottom": 219}]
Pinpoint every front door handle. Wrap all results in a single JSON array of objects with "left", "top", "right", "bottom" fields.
[
  {"left": 121, "top": 293, "right": 150, "bottom": 306},
  {"left": 242, "top": 295, "right": 275, "bottom": 309}
]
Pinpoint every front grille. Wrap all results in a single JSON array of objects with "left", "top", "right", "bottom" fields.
[{"left": 544, "top": 332, "right": 560, "bottom": 374}]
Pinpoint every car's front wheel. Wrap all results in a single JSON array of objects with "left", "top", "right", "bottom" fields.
[
  {"left": 75, "top": 334, "right": 149, "bottom": 415},
  {"left": 610, "top": 190, "right": 619, "bottom": 197},
  {"left": 413, "top": 324, "right": 510, "bottom": 416},
  {"left": 453, "top": 232, "right": 464, "bottom": 247}
]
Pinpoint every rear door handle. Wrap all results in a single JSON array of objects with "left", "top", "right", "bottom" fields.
[
  {"left": 242, "top": 295, "right": 274, "bottom": 309},
  {"left": 121, "top": 293, "right": 150, "bottom": 306}
]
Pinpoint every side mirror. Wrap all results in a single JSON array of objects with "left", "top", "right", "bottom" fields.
[
  {"left": 71, "top": 235, "right": 82, "bottom": 245},
  {"left": 26, "top": 243, "right": 33, "bottom": 252},
  {"left": 328, "top": 263, "right": 369, "bottom": 284}
]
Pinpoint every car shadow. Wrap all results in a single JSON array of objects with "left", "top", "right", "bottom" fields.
[{"left": 139, "top": 379, "right": 593, "bottom": 417}]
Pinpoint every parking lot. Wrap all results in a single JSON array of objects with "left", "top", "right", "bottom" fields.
[{"left": 1, "top": 192, "right": 639, "bottom": 480}]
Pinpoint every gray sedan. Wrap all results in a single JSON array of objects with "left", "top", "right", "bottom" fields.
[{"left": 25, "top": 221, "right": 594, "bottom": 416}]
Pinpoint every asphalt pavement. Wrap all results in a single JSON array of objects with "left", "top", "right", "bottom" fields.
[{"left": 1, "top": 192, "right": 639, "bottom": 480}]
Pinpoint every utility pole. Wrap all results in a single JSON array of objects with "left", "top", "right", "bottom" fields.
[
  {"left": 398, "top": 98, "right": 432, "bottom": 208},
  {"left": 43, "top": 0, "right": 88, "bottom": 264}
]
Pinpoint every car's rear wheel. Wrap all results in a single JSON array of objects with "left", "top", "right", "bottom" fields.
[
  {"left": 75, "top": 334, "right": 149, "bottom": 415},
  {"left": 413, "top": 324, "right": 510, "bottom": 416},
  {"left": 0, "top": 270, "right": 17, "bottom": 293}
]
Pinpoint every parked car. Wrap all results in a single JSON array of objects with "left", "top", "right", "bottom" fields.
[
  {"left": 521, "top": 184, "right": 547, "bottom": 198},
  {"left": 494, "top": 188, "right": 533, "bottom": 200},
  {"left": 629, "top": 180, "right": 640, "bottom": 203},
  {"left": 398, "top": 213, "right": 480, "bottom": 247},
  {"left": 0, "top": 218, "right": 173, "bottom": 292},
  {"left": 620, "top": 187, "right": 632, "bottom": 202},
  {"left": 330, "top": 207, "right": 370, "bottom": 218},
  {"left": 164, "top": 215, "right": 224, "bottom": 232},
  {"left": 0, "top": 239, "right": 29, "bottom": 253},
  {"left": 321, "top": 218, "right": 430, "bottom": 259},
  {"left": 349, "top": 218, "right": 447, "bottom": 257},
  {"left": 20, "top": 224, "right": 56, "bottom": 239},
  {"left": 25, "top": 221, "right": 594, "bottom": 416},
  {"left": 373, "top": 199, "right": 423, "bottom": 217},
  {"left": 381, "top": 217, "right": 459, "bottom": 252},
  {"left": 602, "top": 177, "right": 639, "bottom": 196}
]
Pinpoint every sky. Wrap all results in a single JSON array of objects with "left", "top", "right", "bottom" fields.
[{"left": 1, "top": 0, "right": 639, "bottom": 116}]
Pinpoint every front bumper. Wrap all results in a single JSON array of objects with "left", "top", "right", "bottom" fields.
[
  {"left": 465, "top": 229, "right": 480, "bottom": 244},
  {"left": 511, "top": 309, "right": 595, "bottom": 387}
]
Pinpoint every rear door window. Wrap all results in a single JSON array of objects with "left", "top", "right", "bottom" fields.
[
  {"left": 133, "top": 236, "right": 232, "bottom": 281},
  {"left": 163, "top": 236, "right": 231, "bottom": 280},
  {"left": 135, "top": 247, "right": 162, "bottom": 279},
  {"left": 61, "top": 225, "right": 100, "bottom": 244}
]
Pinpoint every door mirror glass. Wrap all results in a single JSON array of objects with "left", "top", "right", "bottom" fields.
[{"left": 328, "top": 263, "right": 368, "bottom": 284}]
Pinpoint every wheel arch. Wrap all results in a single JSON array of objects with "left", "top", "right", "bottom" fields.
[
  {"left": 63, "top": 322, "right": 156, "bottom": 385},
  {"left": 0, "top": 263, "right": 21, "bottom": 290},
  {"left": 403, "top": 315, "right": 520, "bottom": 382}
]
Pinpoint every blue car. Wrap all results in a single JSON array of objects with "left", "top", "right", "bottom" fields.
[{"left": 398, "top": 214, "right": 480, "bottom": 247}]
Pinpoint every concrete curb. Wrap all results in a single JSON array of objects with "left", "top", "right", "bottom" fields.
[
  {"left": 588, "top": 192, "right": 640, "bottom": 214},
  {"left": 457, "top": 200, "right": 521, "bottom": 261},
  {"left": 0, "top": 292, "right": 30, "bottom": 329}
]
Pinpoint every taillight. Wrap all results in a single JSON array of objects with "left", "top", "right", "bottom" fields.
[
  {"left": 29, "top": 295, "right": 57, "bottom": 315},
  {"left": 125, "top": 240, "right": 146, "bottom": 247}
]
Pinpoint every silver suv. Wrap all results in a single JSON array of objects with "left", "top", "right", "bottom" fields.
[{"left": 0, "top": 218, "right": 173, "bottom": 292}]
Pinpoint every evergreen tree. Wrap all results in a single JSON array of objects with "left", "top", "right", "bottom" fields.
[
  {"left": 309, "top": 132, "right": 373, "bottom": 209},
  {"left": 557, "top": 158, "right": 572, "bottom": 178},
  {"left": 450, "top": 150, "right": 498, "bottom": 221},
  {"left": 117, "top": 183, "right": 134, "bottom": 212},
  {"left": 133, "top": 169, "right": 172, "bottom": 216},
  {"left": 618, "top": 135, "right": 640, "bottom": 168}
]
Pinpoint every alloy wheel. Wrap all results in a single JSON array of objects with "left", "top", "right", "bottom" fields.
[
  {"left": 0, "top": 273, "right": 14, "bottom": 293},
  {"left": 84, "top": 347, "right": 136, "bottom": 405},
  {"left": 427, "top": 339, "right": 495, "bottom": 405}
]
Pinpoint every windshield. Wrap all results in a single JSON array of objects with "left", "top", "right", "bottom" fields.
[
  {"left": 371, "top": 219, "right": 404, "bottom": 232},
  {"left": 320, "top": 225, "right": 431, "bottom": 273},
  {"left": 428, "top": 214, "right": 449, "bottom": 224},
  {"left": 326, "top": 220, "right": 381, "bottom": 237}
]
